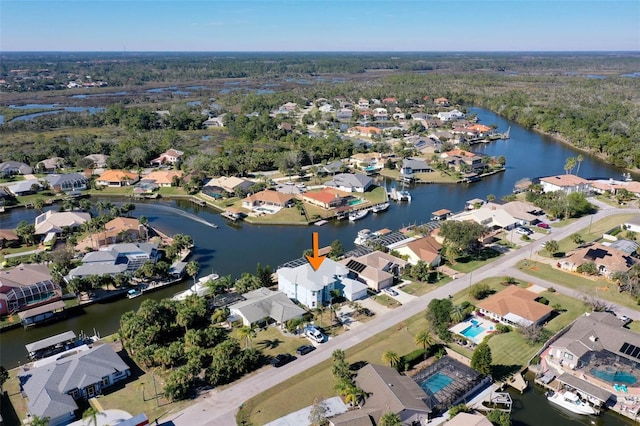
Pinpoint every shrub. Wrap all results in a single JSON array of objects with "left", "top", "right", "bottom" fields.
[
  {"left": 495, "top": 323, "right": 511, "bottom": 334},
  {"left": 537, "top": 297, "right": 549, "bottom": 305},
  {"left": 400, "top": 348, "right": 427, "bottom": 371},
  {"left": 547, "top": 287, "right": 556, "bottom": 293},
  {"left": 470, "top": 283, "right": 493, "bottom": 300}
]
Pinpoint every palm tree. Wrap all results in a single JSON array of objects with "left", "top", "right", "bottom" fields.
[
  {"left": 379, "top": 412, "right": 402, "bottom": 426},
  {"left": 186, "top": 260, "right": 199, "bottom": 286},
  {"left": 33, "top": 197, "right": 45, "bottom": 213},
  {"left": 238, "top": 325, "right": 256, "bottom": 349},
  {"left": 544, "top": 240, "right": 560, "bottom": 257},
  {"left": 575, "top": 154, "right": 584, "bottom": 176},
  {"left": 414, "top": 330, "right": 435, "bottom": 357},
  {"left": 382, "top": 350, "right": 400, "bottom": 369},
  {"left": 82, "top": 407, "right": 101, "bottom": 426},
  {"left": 30, "top": 416, "right": 50, "bottom": 426},
  {"left": 450, "top": 304, "right": 466, "bottom": 324}
]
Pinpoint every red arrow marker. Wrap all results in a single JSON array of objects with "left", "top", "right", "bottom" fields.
[{"left": 305, "top": 232, "right": 326, "bottom": 271}]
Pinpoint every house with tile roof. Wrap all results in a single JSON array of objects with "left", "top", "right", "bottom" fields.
[
  {"left": 96, "top": 170, "right": 140, "bottom": 187},
  {"left": 348, "top": 126, "right": 382, "bottom": 137},
  {"left": 340, "top": 251, "right": 407, "bottom": 291},
  {"left": 228, "top": 288, "right": 306, "bottom": 327},
  {"left": 540, "top": 174, "right": 591, "bottom": 194},
  {"left": 481, "top": 201, "right": 539, "bottom": 225},
  {"left": 558, "top": 242, "right": 637, "bottom": 278},
  {"left": 434, "top": 97, "right": 450, "bottom": 106},
  {"left": 34, "top": 210, "right": 91, "bottom": 235},
  {"left": 204, "top": 176, "right": 254, "bottom": 195},
  {"left": 87, "top": 217, "right": 143, "bottom": 247},
  {"left": 83, "top": 154, "right": 109, "bottom": 168},
  {"left": 242, "top": 190, "right": 294, "bottom": 211},
  {"left": 394, "top": 236, "right": 442, "bottom": 267},
  {"left": 141, "top": 170, "right": 182, "bottom": 187},
  {"left": 301, "top": 188, "right": 349, "bottom": 209},
  {"left": 150, "top": 148, "right": 184, "bottom": 166},
  {"left": 325, "top": 173, "right": 373, "bottom": 193},
  {"left": 477, "top": 285, "right": 553, "bottom": 327},
  {"left": 277, "top": 258, "right": 367, "bottom": 308},
  {"left": 18, "top": 344, "right": 131, "bottom": 426},
  {"left": 348, "top": 152, "right": 387, "bottom": 172}
]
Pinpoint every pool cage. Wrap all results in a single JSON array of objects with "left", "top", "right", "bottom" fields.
[
  {"left": 5, "top": 280, "right": 61, "bottom": 314},
  {"left": 412, "top": 356, "right": 489, "bottom": 414},
  {"left": 583, "top": 349, "right": 640, "bottom": 384}
]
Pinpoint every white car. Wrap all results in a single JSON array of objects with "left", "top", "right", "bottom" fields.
[
  {"left": 383, "top": 287, "right": 399, "bottom": 297},
  {"left": 515, "top": 227, "right": 532, "bottom": 235},
  {"left": 305, "top": 326, "right": 325, "bottom": 343}
]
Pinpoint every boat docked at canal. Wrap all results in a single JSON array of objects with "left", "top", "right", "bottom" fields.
[
  {"left": 348, "top": 209, "right": 369, "bottom": 222},
  {"left": 354, "top": 229, "right": 373, "bottom": 246},
  {"left": 372, "top": 202, "right": 390, "bottom": 213},
  {"left": 172, "top": 273, "right": 219, "bottom": 301},
  {"left": 546, "top": 390, "right": 598, "bottom": 415},
  {"left": 127, "top": 288, "right": 143, "bottom": 299}
]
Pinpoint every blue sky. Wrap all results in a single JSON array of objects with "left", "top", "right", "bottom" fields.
[{"left": 2, "top": 1, "right": 639, "bottom": 51}]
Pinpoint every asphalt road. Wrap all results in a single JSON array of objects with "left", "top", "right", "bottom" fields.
[{"left": 163, "top": 205, "right": 639, "bottom": 426}]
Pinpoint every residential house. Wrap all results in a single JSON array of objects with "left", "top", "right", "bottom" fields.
[
  {"left": 203, "top": 114, "right": 225, "bottom": 127},
  {"left": 0, "top": 264, "right": 61, "bottom": 315},
  {"left": 8, "top": 178, "right": 42, "bottom": 196},
  {"left": 445, "top": 413, "right": 493, "bottom": 426},
  {"left": 400, "top": 158, "right": 432, "bottom": 178},
  {"left": 96, "top": 170, "right": 140, "bottom": 187},
  {"left": 394, "top": 236, "right": 442, "bottom": 267},
  {"left": 544, "top": 311, "right": 637, "bottom": 405},
  {"left": 45, "top": 173, "right": 88, "bottom": 193},
  {"left": 277, "top": 258, "right": 367, "bottom": 308},
  {"left": 34, "top": 210, "right": 91, "bottom": 235},
  {"left": 321, "top": 160, "right": 345, "bottom": 175},
  {"left": 277, "top": 102, "right": 298, "bottom": 114},
  {"left": 301, "top": 188, "right": 349, "bottom": 209},
  {"left": 540, "top": 174, "right": 591, "bottom": 194},
  {"left": 336, "top": 108, "right": 353, "bottom": 120},
  {"left": 590, "top": 179, "right": 640, "bottom": 197},
  {"left": 242, "top": 190, "right": 294, "bottom": 211},
  {"left": 340, "top": 251, "right": 407, "bottom": 291},
  {"left": 450, "top": 207, "right": 518, "bottom": 231},
  {"left": 329, "top": 364, "right": 431, "bottom": 425},
  {"left": 465, "top": 198, "right": 486, "bottom": 210},
  {"left": 319, "top": 104, "right": 334, "bottom": 113},
  {"left": 83, "top": 154, "right": 109, "bottom": 168},
  {"left": 357, "top": 98, "right": 370, "bottom": 109},
  {"left": 481, "top": 201, "right": 539, "bottom": 226},
  {"left": 150, "top": 148, "right": 184, "bottom": 166},
  {"left": 624, "top": 215, "right": 640, "bottom": 234},
  {"left": 67, "top": 243, "right": 160, "bottom": 279},
  {"left": 348, "top": 152, "right": 386, "bottom": 172},
  {"left": 372, "top": 107, "right": 388, "bottom": 121},
  {"left": 204, "top": 176, "right": 253, "bottom": 195},
  {"left": 141, "top": 170, "right": 182, "bottom": 187},
  {"left": 18, "top": 344, "right": 131, "bottom": 426},
  {"left": 440, "top": 149, "right": 486, "bottom": 172},
  {"left": 558, "top": 242, "right": 637, "bottom": 278},
  {"left": 0, "top": 229, "right": 19, "bottom": 248},
  {"left": 324, "top": 173, "right": 373, "bottom": 193},
  {"left": 87, "top": 217, "right": 143, "bottom": 247},
  {"left": 477, "top": 285, "right": 554, "bottom": 327},
  {"left": 36, "top": 157, "right": 66, "bottom": 173},
  {"left": 437, "top": 109, "right": 465, "bottom": 122},
  {"left": 228, "top": 288, "right": 306, "bottom": 327},
  {"left": 348, "top": 125, "right": 381, "bottom": 138},
  {"left": 0, "top": 160, "right": 32, "bottom": 176},
  {"left": 431, "top": 209, "right": 452, "bottom": 221},
  {"left": 434, "top": 97, "right": 450, "bottom": 106},
  {"left": 382, "top": 97, "right": 398, "bottom": 105}
]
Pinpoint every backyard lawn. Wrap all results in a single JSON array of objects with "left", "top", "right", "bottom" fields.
[{"left": 448, "top": 248, "right": 502, "bottom": 274}]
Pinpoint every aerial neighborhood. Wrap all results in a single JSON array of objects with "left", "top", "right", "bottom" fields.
[{"left": 1, "top": 53, "right": 640, "bottom": 426}]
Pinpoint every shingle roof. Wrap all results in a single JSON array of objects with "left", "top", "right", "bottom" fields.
[
  {"left": 325, "top": 173, "right": 373, "bottom": 190},
  {"left": 477, "top": 285, "right": 553, "bottom": 326},
  {"left": 540, "top": 174, "right": 590, "bottom": 187},
  {"left": 34, "top": 211, "right": 91, "bottom": 235},
  {"left": 229, "top": 288, "right": 306, "bottom": 324}
]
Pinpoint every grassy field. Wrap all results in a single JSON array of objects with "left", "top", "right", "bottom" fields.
[
  {"left": 448, "top": 248, "right": 502, "bottom": 274},
  {"left": 400, "top": 276, "right": 451, "bottom": 296},
  {"left": 517, "top": 260, "right": 640, "bottom": 310},
  {"left": 372, "top": 293, "right": 402, "bottom": 308}
]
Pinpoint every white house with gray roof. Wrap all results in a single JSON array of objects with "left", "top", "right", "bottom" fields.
[
  {"left": 35, "top": 210, "right": 91, "bottom": 235},
  {"left": 67, "top": 243, "right": 159, "bottom": 279},
  {"left": 45, "top": 173, "right": 88, "bottom": 193},
  {"left": 18, "top": 344, "right": 130, "bottom": 426},
  {"left": 400, "top": 158, "right": 432, "bottom": 178},
  {"left": 0, "top": 160, "right": 32, "bottom": 176},
  {"left": 324, "top": 173, "right": 373, "bottom": 193},
  {"left": 228, "top": 288, "right": 306, "bottom": 326},
  {"left": 8, "top": 178, "right": 42, "bottom": 196},
  {"left": 277, "top": 258, "right": 364, "bottom": 309}
]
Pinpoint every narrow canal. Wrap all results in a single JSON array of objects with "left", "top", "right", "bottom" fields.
[{"left": 0, "top": 108, "right": 634, "bottom": 424}]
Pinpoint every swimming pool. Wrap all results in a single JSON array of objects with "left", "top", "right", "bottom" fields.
[
  {"left": 591, "top": 368, "right": 637, "bottom": 384},
  {"left": 461, "top": 324, "right": 487, "bottom": 339},
  {"left": 419, "top": 372, "right": 453, "bottom": 394},
  {"left": 348, "top": 199, "right": 364, "bottom": 206}
]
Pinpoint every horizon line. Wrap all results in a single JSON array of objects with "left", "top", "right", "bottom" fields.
[{"left": 2, "top": 50, "right": 639, "bottom": 54}]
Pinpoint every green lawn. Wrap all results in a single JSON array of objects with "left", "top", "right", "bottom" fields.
[
  {"left": 448, "top": 248, "right": 502, "bottom": 274},
  {"left": 517, "top": 260, "right": 640, "bottom": 311},
  {"left": 400, "top": 276, "right": 451, "bottom": 297},
  {"left": 373, "top": 294, "right": 402, "bottom": 308}
]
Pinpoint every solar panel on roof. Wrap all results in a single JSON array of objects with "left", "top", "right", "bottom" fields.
[
  {"left": 621, "top": 342, "right": 631, "bottom": 354},
  {"left": 346, "top": 259, "right": 367, "bottom": 273},
  {"left": 624, "top": 343, "right": 637, "bottom": 356},
  {"left": 633, "top": 347, "right": 640, "bottom": 359}
]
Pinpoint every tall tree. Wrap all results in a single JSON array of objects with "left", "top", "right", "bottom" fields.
[
  {"left": 186, "top": 260, "right": 200, "bottom": 286},
  {"left": 471, "top": 342, "right": 493, "bottom": 375},
  {"left": 238, "top": 325, "right": 256, "bottom": 349},
  {"left": 308, "top": 395, "right": 329, "bottom": 426},
  {"left": 382, "top": 350, "right": 400, "bottom": 369}
]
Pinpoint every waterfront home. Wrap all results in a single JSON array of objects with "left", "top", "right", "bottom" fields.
[
  {"left": 300, "top": 188, "right": 349, "bottom": 209},
  {"left": 431, "top": 209, "right": 451, "bottom": 221},
  {"left": 0, "top": 228, "right": 19, "bottom": 248},
  {"left": 34, "top": 210, "right": 91, "bottom": 235},
  {"left": 228, "top": 287, "right": 306, "bottom": 327},
  {"left": 150, "top": 148, "right": 184, "bottom": 166},
  {"left": 540, "top": 174, "right": 591, "bottom": 194},
  {"left": 373, "top": 107, "right": 388, "bottom": 121},
  {"left": 558, "top": 242, "right": 637, "bottom": 278},
  {"left": 204, "top": 175, "right": 253, "bottom": 195},
  {"left": 445, "top": 413, "right": 493, "bottom": 426},
  {"left": 95, "top": 170, "right": 140, "bottom": 187},
  {"left": 242, "top": 190, "right": 294, "bottom": 212},
  {"left": 590, "top": 178, "right": 640, "bottom": 197},
  {"left": 394, "top": 236, "right": 442, "bottom": 267},
  {"left": 66, "top": 242, "right": 160, "bottom": 279},
  {"left": 36, "top": 157, "right": 66, "bottom": 173},
  {"left": 329, "top": 364, "right": 431, "bottom": 425},
  {"left": 340, "top": 251, "right": 407, "bottom": 291},
  {"left": 44, "top": 173, "right": 88, "bottom": 193},
  {"left": 0, "top": 263, "right": 61, "bottom": 315},
  {"left": 277, "top": 258, "right": 367, "bottom": 308},
  {"left": 440, "top": 149, "right": 486, "bottom": 172},
  {"left": 86, "top": 217, "right": 144, "bottom": 247},
  {"left": 324, "top": 173, "right": 373, "bottom": 193},
  {"left": 480, "top": 201, "right": 540, "bottom": 226},
  {"left": 8, "top": 178, "right": 42, "bottom": 196},
  {"left": 141, "top": 170, "right": 182, "bottom": 187},
  {"left": 450, "top": 206, "right": 518, "bottom": 231},
  {"left": 18, "top": 344, "right": 131, "bottom": 426},
  {"left": 465, "top": 198, "right": 486, "bottom": 210},
  {"left": 437, "top": 109, "right": 465, "bottom": 122},
  {"left": 477, "top": 285, "right": 553, "bottom": 327},
  {"left": 348, "top": 152, "right": 387, "bottom": 172},
  {"left": 83, "top": 153, "right": 109, "bottom": 168},
  {"left": 400, "top": 158, "right": 433, "bottom": 179},
  {"left": 0, "top": 160, "right": 32, "bottom": 177}
]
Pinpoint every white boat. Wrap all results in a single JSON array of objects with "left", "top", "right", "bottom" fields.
[
  {"left": 399, "top": 190, "right": 412, "bottom": 202},
  {"left": 349, "top": 209, "right": 369, "bottom": 221},
  {"left": 547, "top": 390, "right": 598, "bottom": 415},
  {"left": 172, "top": 273, "right": 220, "bottom": 301},
  {"left": 372, "top": 202, "right": 390, "bottom": 213},
  {"left": 127, "top": 288, "right": 143, "bottom": 299},
  {"left": 354, "top": 229, "right": 373, "bottom": 245}
]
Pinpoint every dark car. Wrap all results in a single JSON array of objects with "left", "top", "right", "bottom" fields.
[
  {"left": 296, "top": 344, "right": 316, "bottom": 356},
  {"left": 270, "top": 353, "right": 295, "bottom": 367},
  {"left": 537, "top": 222, "right": 550, "bottom": 229}
]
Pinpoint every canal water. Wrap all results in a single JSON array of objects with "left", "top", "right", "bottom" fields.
[{"left": 0, "top": 108, "right": 634, "bottom": 424}]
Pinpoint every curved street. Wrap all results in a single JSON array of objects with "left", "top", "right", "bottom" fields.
[{"left": 164, "top": 205, "right": 640, "bottom": 426}]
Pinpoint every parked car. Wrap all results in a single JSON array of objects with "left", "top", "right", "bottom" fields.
[
  {"left": 620, "top": 315, "right": 631, "bottom": 324},
  {"left": 516, "top": 227, "right": 533, "bottom": 235},
  {"left": 270, "top": 353, "right": 295, "bottom": 367},
  {"left": 305, "top": 326, "right": 326, "bottom": 343},
  {"left": 537, "top": 222, "right": 550, "bottom": 229},
  {"left": 383, "top": 287, "right": 399, "bottom": 297},
  {"left": 296, "top": 344, "right": 316, "bottom": 356}
]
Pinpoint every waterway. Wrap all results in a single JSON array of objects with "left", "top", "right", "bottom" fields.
[{"left": 0, "top": 107, "right": 634, "bottom": 424}]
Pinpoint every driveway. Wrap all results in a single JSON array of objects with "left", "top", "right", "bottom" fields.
[{"left": 163, "top": 207, "right": 640, "bottom": 426}]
